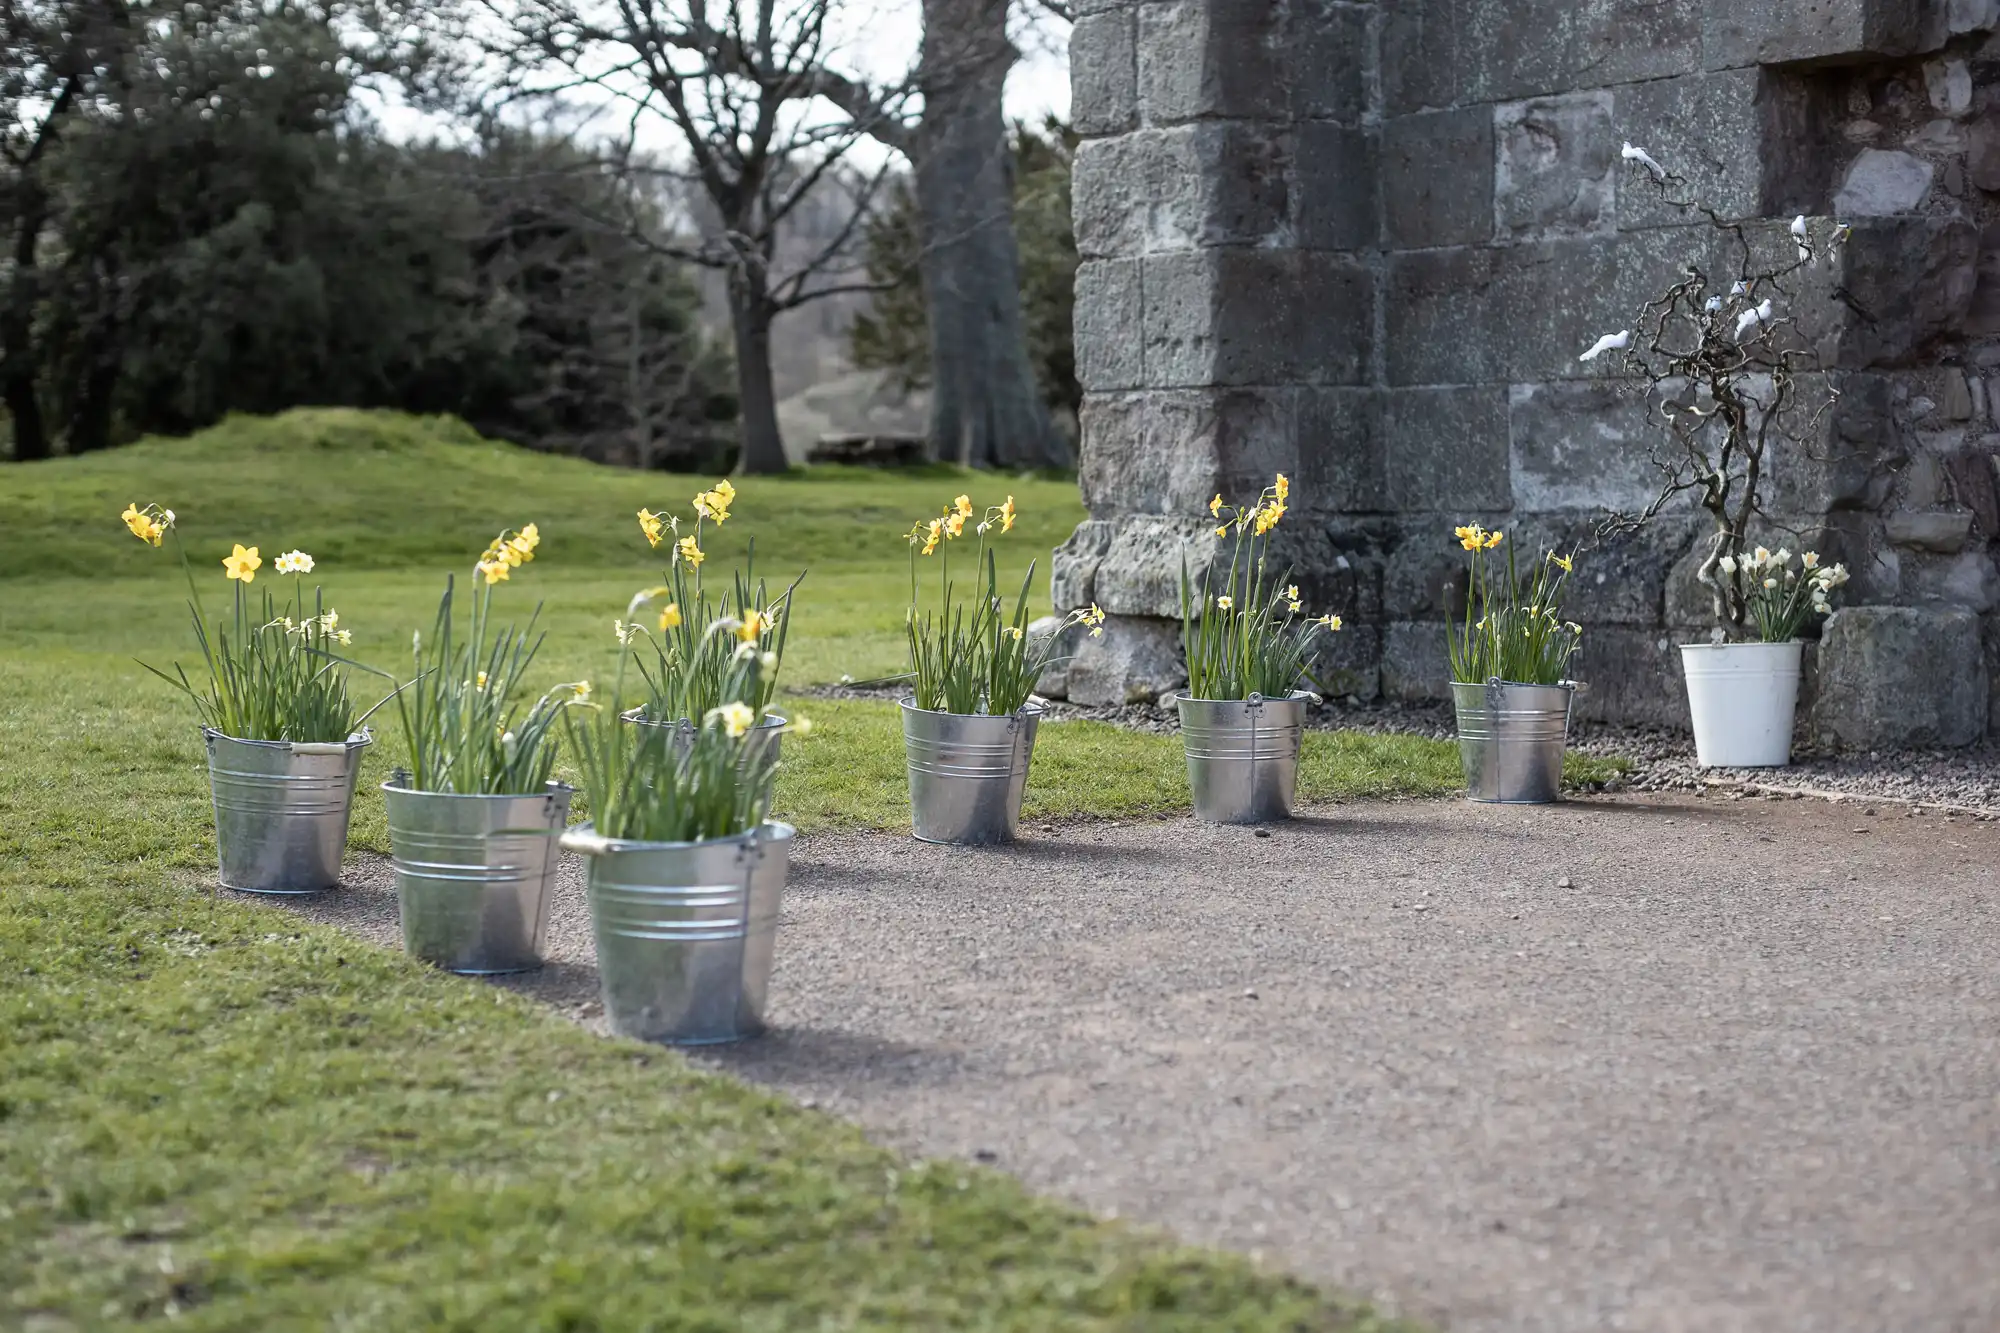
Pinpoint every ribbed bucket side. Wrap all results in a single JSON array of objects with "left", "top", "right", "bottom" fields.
[
  {"left": 205, "top": 729, "right": 370, "bottom": 893},
  {"left": 1175, "top": 693, "right": 1307, "bottom": 824},
  {"left": 384, "top": 782, "right": 573, "bottom": 974},
  {"left": 901, "top": 702, "right": 1040, "bottom": 845},
  {"left": 1451, "top": 681, "right": 1573, "bottom": 804}
]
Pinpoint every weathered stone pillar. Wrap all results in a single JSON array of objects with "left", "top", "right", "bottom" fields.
[{"left": 1057, "top": 0, "right": 1379, "bottom": 704}]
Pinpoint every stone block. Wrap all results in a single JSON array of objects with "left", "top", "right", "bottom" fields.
[
  {"left": 1073, "top": 260, "right": 1144, "bottom": 392},
  {"left": 1570, "top": 627, "right": 1691, "bottom": 727},
  {"left": 1386, "top": 236, "right": 1627, "bottom": 385},
  {"left": 1092, "top": 515, "right": 1214, "bottom": 619},
  {"left": 1065, "top": 614, "right": 1188, "bottom": 706},
  {"left": 1901, "top": 549, "right": 2000, "bottom": 609},
  {"left": 1885, "top": 508, "right": 1975, "bottom": 552},
  {"left": 1382, "top": 108, "right": 1493, "bottom": 249},
  {"left": 1832, "top": 149, "right": 1935, "bottom": 215},
  {"left": 1292, "top": 0, "right": 1370, "bottom": 123},
  {"left": 1477, "top": 0, "right": 1699, "bottom": 101},
  {"left": 1614, "top": 69, "right": 1774, "bottom": 230},
  {"left": 1136, "top": 0, "right": 1287, "bottom": 125},
  {"left": 1295, "top": 123, "right": 1376, "bottom": 250},
  {"left": 1383, "top": 529, "right": 1477, "bottom": 620},
  {"left": 1952, "top": 0, "right": 2000, "bottom": 32},
  {"left": 1051, "top": 519, "right": 1117, "bottom": 611},
  {"left": 1508, "top": 380, "right": 1664, "bottom": 514},
  {"left": 1508, "top": 516, "right": 1697, "bottom": 626},
  {"left": 1822, "top": 218, "right": 1979, "bottom": 368},
  {"left": 1143, "top": 249, "right": 1371, "bottom": 388},
  {"left": 1702, "top": 0, "right": 1945, "bottom": 69},
  {"left": 1812, "top": 605, "right": 1989, "bottom": 748},
  {"left": 1382, "top": 0, "right": 1462, "bottom": 115},
  {"left": 1381, "top": 621, "right": 1453, "bottom": 701},
  {"left": 1493, "top": 92, "right": 1617, "bottom": 241},
  {"left": 1971, "top": 116, "right": 2000, "bottom": 192},
  {"left": 1298, "top": 387, "right": 1385, "bottom": 511},
  {"left": 1767, "top": 373, "right": 1898, "bottom": 515},
  {"left": 1384, "top": 386, "right": 1511, "bottom": 510},
  {"left": 1079, "top": 386, "right": 1299, "bottom": 518},
  {"left": 1070, "top": 10, "right": 1138, "bottom": 138},
  {"left": 1073, "top": 125, "right": 1293, "bottom": 260},
  {"left": 1304, "top": 621, "right": 1382, "bottom": 700}
]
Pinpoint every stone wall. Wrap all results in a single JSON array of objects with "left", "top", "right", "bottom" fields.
[{"left": 1056, "top": 0, "right": 2000, "bottom": 744}]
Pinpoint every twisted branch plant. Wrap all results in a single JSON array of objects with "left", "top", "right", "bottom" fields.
[
  {"left": 122, "top": 502, "right": 369, "bottom": 742},
  {"left": 1583, "top": 142, "right": 1853, "bottom": 640},
  {"left": 1179, "top": 474, "right": 1343, "bottom": 700},
  {"left": 903, "top": 493, "right": 1105, "bottom": 715}
]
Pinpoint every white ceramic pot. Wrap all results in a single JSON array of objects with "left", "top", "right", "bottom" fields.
[{"left": 1679, "top": 640, "right": 1804, "bottom": 767}]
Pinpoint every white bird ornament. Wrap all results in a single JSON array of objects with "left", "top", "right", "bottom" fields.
[
  {"left": 1790, "top": 214, "right": 1810, "bottom": 260},
  {"left": 1734, "top": 298, "right": 1774, "bottom": 340},
  {"left": 1578, "top": 330, "right": 1631, "bottom": 361},
  {"left": 1620, "top": 142, "right": 1666, "bottom": 178}
]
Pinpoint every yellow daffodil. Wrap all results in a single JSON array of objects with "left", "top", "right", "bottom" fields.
[
  {"left": 677, "top": 535, "right": 704, "bottom": 568},
  {"left": 943, "top": 510, "right": 967, "bottom": 539},
  {"left": 121, "top": 503, "right": 148, "bottom": 539},
  {"left": 1288, "top": 600, "right": 1303, "bottom": 613},
  {"left": 1214, "top": 524, "right": 1229, "bottom": 539},
  {"left": 658, "top": 602, "right": 682, "bottom": 630},
  {"left": 1552, "top": 552, "right": 1573, "bottom": 572},
  {"left": 737, "top": 610, "right": 766, "bottom": 643},
  {"left": 1209, "top": 493, "right": 1224, "bottom": 517},
  {"left": 1000, "top": 495, "right": 1016, "bottom": 533},
  {"left": 516, "top": 522, "right": 540, "bottom": 551},
  {"left": 921, "top": 518, "right": 943, "bottom": 555},
  {"left": 1285, "top": 584, "right": 1299, "bottom": 601},
  {"left": 1004, "top": 625, "right": 1024, "bottom": 641},
  {"left": 1315, "top": 614, "right": 1343, "bottom": 631},
  {"left": 476, "top": 558, "right": 510, "bottom": 585},
  {"left": 1274, "top": 472, "right": 1289, "bottom": 501},
  {"left": 638, "top": 508, "right": 665, "bottom": 548},
  {"left": 222, "top": 544, "right": 261, "bottom": 583},
  {"left": 572, "top": 681, "right": 591, "bottom": 700},
  {"left": 1216, "top": 594, "right": 1234, "bottom": 610},
  {"left": 475, "top": 670, "right": 489, "bottom": 690},
  {"left": 335, "top": 629, "right": 352, "bottom": 646},
  {"left": 1254, "top": 502, "right": 1285, "bottom": 535},
  {"left": 274, "top": 549, "right": 314, "bottom": 574},
  {"left": 1483, "top": 530, "right": 1504, "bottom": 549},
  {"left": 1082, "top": 604, "right": 1107, "bottom": 638},
  {"left": 953, "top": 494, "right": 973, "bottom": 519},
  {"left": 1454, "top": 524, "right": 1484, "bottom": 551},
  {"left": 709, "top": 701, "right": 754, "bottom": 738}
]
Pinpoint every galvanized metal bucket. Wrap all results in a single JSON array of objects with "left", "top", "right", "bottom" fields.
[
  {"left": 1451, "top": 679, "right": 1575, "bottom": 804},
  {"left": 900, "top": 700, "right": 1042, "bottom": 845},
  {"left": 382, "top": 780, "right": 574, "bottom": 974},
  {"left": 1175, "top": 691, "right": 1312, "bottom": 824},
  {"left": 563, "top": 820, "right": 796, "bottom": 1046},
  {"left": 621, "top": 707, "right": 784, "bottom": 769},
  {"left": 205, "top": 728, "right": 371, "bottom": 894}
]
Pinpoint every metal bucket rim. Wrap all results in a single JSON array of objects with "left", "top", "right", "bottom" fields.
[
  {"left": 1677, "top": 640, "right": 1804, "bottom": 654},
  {"left": 203, "top": 725, "right": 373, "bottom": 751},
  {"left": 1169, "top": 689, "right": 1316, "bottom": 706},
  {"left": 620, "top": 707, "right": 787, "bottom": 730},
  {"left": 897, "top": 697, "right": 1046, "bottom": 721},
  {"left": 1447, "top": 679, "right": 1579, "bottom": 693},
  {"left": 561, "top": 818, "right": 796, "bottom": 856},
  {"left": 380, "top": 777, "right": 576, "bottom": 800}
]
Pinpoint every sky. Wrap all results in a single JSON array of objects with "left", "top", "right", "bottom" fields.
[{"left": 362, "top": 0, "right": 1072, "bottom": 169}]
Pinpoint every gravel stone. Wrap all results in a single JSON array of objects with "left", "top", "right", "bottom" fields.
[{"left": 286, "top": 792, "right": 2000, "bottom": 1332}]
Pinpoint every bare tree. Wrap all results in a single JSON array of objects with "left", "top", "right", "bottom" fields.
[
  {"left": 469, "top": 0, "right": 906, "bottom": 473},
  {"left": 864, "top": 0, "right": 1068, "bottom": 468},
  {"left": 1591, "top": 154, "right": 1848, "bottom": 635}
]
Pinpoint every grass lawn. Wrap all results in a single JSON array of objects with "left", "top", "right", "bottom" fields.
[{"left": 0, "top": 408, "right": 1587, "bottom": 1329}]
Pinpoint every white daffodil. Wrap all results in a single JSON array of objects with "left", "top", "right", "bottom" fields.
[{"left": 1718, "top": 554, "right": 1737, "bottom": 574}]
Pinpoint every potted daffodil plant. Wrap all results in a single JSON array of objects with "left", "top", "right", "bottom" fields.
[
  {"left": 629, "top": 479, "right": 802, "bottom": 768},
  {"left": 1447, "top": 525, "right": 1582, "bottom": 804},
  {"left": 123, "top": 502, "right": 378, "bottom": 893},
  {"left": 369, "top": 522, "right": 583, "bottom": 974},
  {"left": 1175, "top": 475, "right": 1344, "bottom": 823},
  {"left": 560, "top": 595, "right": 802, "bottom": 1045},
  {"left": 900, "top": 493, "right": 1104, "bottom": 844}
]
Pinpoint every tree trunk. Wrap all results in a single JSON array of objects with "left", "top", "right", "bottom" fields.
[
  {"left": 3, "top": 202, "right": 50, "bottom": 462},
  {"left": 728, "top": 273, "right": 788, "bottom": 474},
  {"left": 913, "top": 0, "right": 1066, "bottom": 470}
]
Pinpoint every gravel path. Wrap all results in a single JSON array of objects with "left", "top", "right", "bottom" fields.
[
  {"left": 809, "top": 685, "right": 2000, "bottom": 813},
  {"left": 288, "top": 792, "right": 2000, "bottom": 1333}
]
